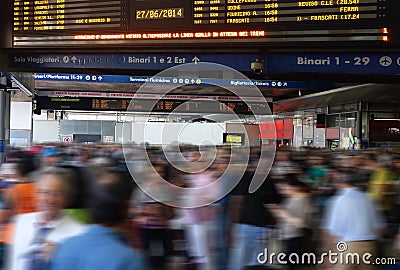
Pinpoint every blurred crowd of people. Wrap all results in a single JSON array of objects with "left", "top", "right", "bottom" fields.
[{"left": 0, "top": 143, "right": 398, "bottom": 270}]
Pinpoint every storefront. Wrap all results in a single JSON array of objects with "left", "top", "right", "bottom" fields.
[{"left": 274, "top": 84, "right": 400, "bottom": 149}]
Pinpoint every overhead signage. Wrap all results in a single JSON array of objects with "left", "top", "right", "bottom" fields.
[
  {"left": 11, "top": 0, "right": 392, "bottom": 47},
  {"left": 11, "top": 53, "right": 258, "bottom": 72},
  {"left": 34, "top": 73, "right": 334, "bottom": 89},
  {"left": 35, "top": 96, "right": 273, "bottom": 115},
  {"left": 265, "top": 53, "right": 400, "bottom": 75},
  {"left": 12, "top": 52, "right": 400, "bottom": 75},
  {"left": 37, "top": 92, "right": 273, "bottom": 102}
]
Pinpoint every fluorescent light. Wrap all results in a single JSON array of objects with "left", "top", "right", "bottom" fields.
[{"left": 374, "top": 118, "right": 400, "bottom": 121}]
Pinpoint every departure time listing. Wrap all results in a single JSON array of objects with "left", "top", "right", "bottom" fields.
[
  {"left": 13, "top": 0, "right": 125, "bottom": 31},
  {"left": 193, "top": 0, "right": 381, "bottom": 25}
]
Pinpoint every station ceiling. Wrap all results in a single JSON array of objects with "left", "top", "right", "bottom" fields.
[{"left": 275, "top": 83, "right": 400, "bottom": 113}]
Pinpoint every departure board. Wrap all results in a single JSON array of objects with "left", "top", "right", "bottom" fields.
[
  {"left": 191, "top": 0, "right": 380, "bottom": 25},
  {"left": 35, "top": 96, "right": 272, "bottom": 115},
  {"left": 12, "top": 0, "right": 395, "bottom": 47},
  {"left": 13, "top": 0, "right": 127, "bottom": 32}
]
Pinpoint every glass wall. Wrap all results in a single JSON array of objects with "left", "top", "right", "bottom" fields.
[{"left": 327, "top": 112, "right": 356, "bottom": 128}]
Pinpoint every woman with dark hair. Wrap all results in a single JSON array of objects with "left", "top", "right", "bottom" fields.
[{"left": 267, "top": 174, "right": 314, "bottom": 270}]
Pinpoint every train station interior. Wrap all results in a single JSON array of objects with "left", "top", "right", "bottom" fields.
[{"left": 0, "top": 0, "right": 400, "bottom": 270}]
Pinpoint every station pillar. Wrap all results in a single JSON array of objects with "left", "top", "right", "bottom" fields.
[{"left": 0, "top": 86, "right": 11, "bottom": 165}]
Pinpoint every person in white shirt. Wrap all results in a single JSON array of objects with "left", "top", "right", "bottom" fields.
[
  {"left": 6, "top": 167, "right": 85, "bottom": 270},
  {"left": 322, "top": 170, "right": 385, "bottom": 270}
]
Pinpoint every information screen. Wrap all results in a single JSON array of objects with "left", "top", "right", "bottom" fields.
[
  {"left": 134, "top": 0, "right": 383, "bottom": 28},
  {"left": 13, "top": 0, "right": 127, "bottom": 32},
  {"left": 12, "top": 0, "right": 394, "bottom": 47},
  {"left": 35, "top": 96, "right": 272, "bottom": 115}
]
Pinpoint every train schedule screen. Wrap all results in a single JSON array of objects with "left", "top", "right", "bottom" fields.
[{"left": 12, "top": 0, "right": 393, "bottom": 47}]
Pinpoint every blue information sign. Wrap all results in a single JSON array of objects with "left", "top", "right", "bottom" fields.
[
  {"left": 11, "top": 53, "right": 400, "bottom": 75},
  {"left": 11, "top": 53, "right": 258, "bottom": 72},
  {"left": 265, "top": 53, "right": 400, "bottom": 74},
  {"left": 34, "top": 73, "right": 334, "bottom": 90}
]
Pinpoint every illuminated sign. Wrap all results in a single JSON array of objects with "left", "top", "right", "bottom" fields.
[
  {"left": 13, "top": 0, "right": 126, "bottom": 32},
  {"left": 34, "top": 95, "right": 272, "bottom": 115},
  {"left": 11, "top": 0, "right": 395, "bottom": 47},
  {"left": 223, "top": 133, "right": 245, "bottom": 145}
]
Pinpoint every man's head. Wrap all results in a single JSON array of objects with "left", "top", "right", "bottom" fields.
[
  {"left": 36, "top": 167, "right": 75, "bottom": 222},
  {"left": 89, "top": 169, "right": 133, "bottom": 227},
  {"left": 41, "top": 147, "right": 61, "bottom": 166},
  {"left": 333, "top": 169, "right": 356, "bottom": 189}
]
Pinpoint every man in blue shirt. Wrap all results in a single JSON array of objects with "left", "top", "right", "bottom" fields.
[
  {"left": 49, "top": 168, "right": 147, "bottom": 270},
  {"left": 322, "top": 170, "right": 385, "bottom": 270}
]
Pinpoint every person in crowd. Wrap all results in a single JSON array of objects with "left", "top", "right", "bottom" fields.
[
  {"left": 6, "top": 167, "right": 85, "bottom": 270},
  {"left": 88, "top": 157, "right": 116, "bottom": 172},
  {"left": 367, "top": 157, "right": 395, "bottom": 217},
  {"left": 59, "top": 165, "right": 92, "bottom": 224},
  {"left": 229, "top": 157, "right": 282, "bottom": 270},
  {"left": 268, "top": 174, "right": 314, "bottom": 270},
  {"left": 0, "top": 162, "right": 18, "bottom": 269},
  {"left": 40, "top": 148, "right": 62, "bottom": 168},
  {"left": 322, "top": 170, "right": 386, "bottom": 270},
  {"left": 209, "top": 149, "right": 231, "bottom": 270},
  {"left": 384, "top": 227, "right": 400, "bottom": 270},
  {"left": 305, "top": 156, "right": 329, "bottom": 213},
  {"left": 49, "top": 168, "right": 147, "bottom": 270},
  {"left": 271, "top": 150, "right": 297, "bottom": 180},
  {"left": 184, "top": 150, "right": 219, "bottom": 270},
  {"left": 4, "top": 153, "right": 38, "bottom": 216},
  {"left": 1, "top": 153, "right": 39, "bottom": 257},
  {"left": 132, "top": 164, "right": 174, "bottom": 270},
  {"left": 390, "top": 159, "right": 400, "bottom": 235}
]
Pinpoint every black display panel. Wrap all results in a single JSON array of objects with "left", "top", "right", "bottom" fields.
[
  {"left": 11, "top": 0, "right": 395, "bottom": 47},
  {"left": 13, "top": 0, "right": 127, "bottom": 32},
  {"left": 34, "top": 96, "right": 272, "bottom": 115}
]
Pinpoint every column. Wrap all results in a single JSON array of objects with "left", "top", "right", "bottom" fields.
[{"left": 0, "top": 86, "right": 11, "bottom": 165}]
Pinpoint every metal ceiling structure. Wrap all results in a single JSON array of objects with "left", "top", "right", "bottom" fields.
[{"left": 274, "top": 84, "right": 400, "bottom": 113}]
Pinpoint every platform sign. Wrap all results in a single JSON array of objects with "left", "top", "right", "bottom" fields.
[
  {"left": 11, "top": 52, "right": 400, "bottom": 75},
  {"left": 265, "top": 53, "right": 400, "bottom": 75},
  {"left": 11, "top": 53, "right": 258, "bottom": 72}
]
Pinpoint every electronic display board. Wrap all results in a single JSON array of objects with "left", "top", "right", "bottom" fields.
[
  {"left": 34, "top": 96, "right": 272, "bottom": 115},
  {"left": 12, "top": 0, "right": 395, "bottom": 47},
  {"left": 13, "top": 0, "right": 127, "bottom": 32}
]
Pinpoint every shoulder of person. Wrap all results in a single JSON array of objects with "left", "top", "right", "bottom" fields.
[
  {"left": 55, "top": 215, "right": 86, "bottom": 236},
  {"left": 14, "top": 211, "right": 37, "bottom": 223},
  {"left": 61, "top": 215, "right": 85, "bottom": 227},
  {"left": 122, "top": 249, "right": 148, "bottom": 269}
]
